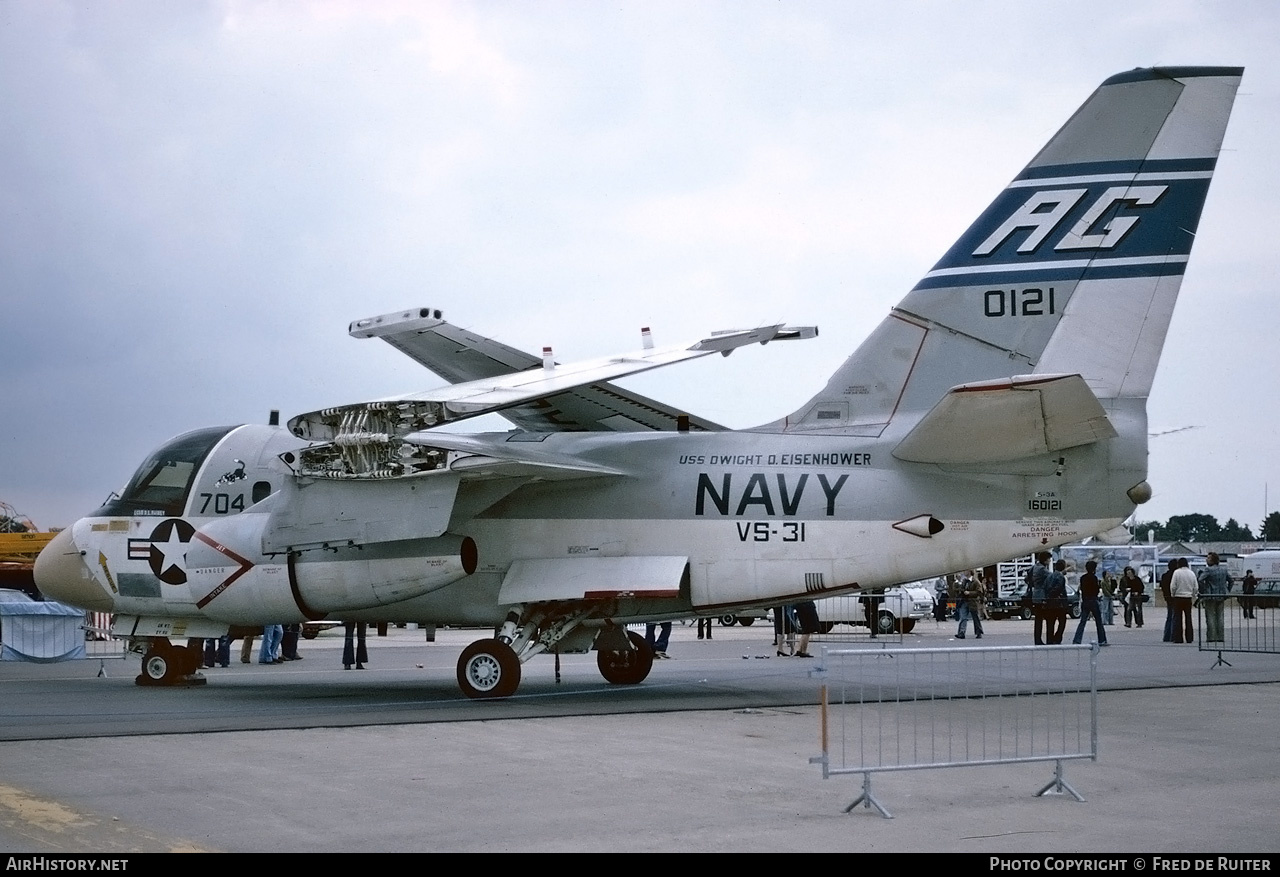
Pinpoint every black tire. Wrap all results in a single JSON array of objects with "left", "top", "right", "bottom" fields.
[
  {"left": 817, "top": 621, "right": 835, "bottom": 635},
  {"left": 457, "top": 640, "right": 521, "bottom": 699},
  {"left": 876, "top": 611, "right": 896, "bottom": 635},
  {"left": 1021, "top": 607, "right": 1034, "bottom": 621},
  {"left": 597, "top": 630, "right": 654, "bottom": 685},
  {"left": 141, "top": 644, "right": 177, "bottom": 685},
  {"left": 179, "top": 642, "right": 203, "bottom": 676},
  {"left": 738, "top": 617, "right": 755, "bottom": 627},
  {"left": 898, "top": 618, "right": 916, "bottom": 634},
  {"left": 1069, "top": 603, "right": 1082, "bottom": 619},
  {"left": 719, "top": 614, "right": 737, "bottom": 627}
]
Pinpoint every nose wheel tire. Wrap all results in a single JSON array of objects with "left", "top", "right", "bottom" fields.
[
  {"left": 142, "top": 649, "right": 174, "bottom": 684},
  {"left": 597, "top": 630, "right": 654, "bottom": 685},
  {"left": 457, "top": 640, "right": 521, "bottom": 699}
]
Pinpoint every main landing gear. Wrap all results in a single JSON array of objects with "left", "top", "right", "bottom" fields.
[
  {"left": 595, "top": 629, "right": 653, "bottom": 685},
  {"left": 135, "top": 638, "right": 207, "bottom": 687},
  {"left": 454, "top": 605, "right": 656, "bottom": 699}
]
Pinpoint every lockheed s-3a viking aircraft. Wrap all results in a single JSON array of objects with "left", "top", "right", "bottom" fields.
[{"left": 36, "top": 67, "right": 1243, "bottom": 698}]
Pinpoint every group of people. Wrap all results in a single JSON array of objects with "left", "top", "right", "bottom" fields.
[
  {"left": 1020, "top": 552, "right": 1147, "bottom": 647},
  {"left": 1024, "top": 551, "right": 1074, "bottom": 645},
  {"left": 1019, "top": 550, "right": 1249, "bottom": 649},
  {"left": 236, "top": 624, "right": 305, "bottom": 665},
  {"left": 773, "top": 600, "right": 820, "bottom": 657},
  {"left": 1160, "top": 553, "right": 1233, "bottom": 644},
  {"left": 193, "top": 621, "right": 372, "bottom": 669}
]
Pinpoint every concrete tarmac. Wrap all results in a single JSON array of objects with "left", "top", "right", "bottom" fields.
[{"left": 1, "top": 618, "right": 1277, "bottom": 853}]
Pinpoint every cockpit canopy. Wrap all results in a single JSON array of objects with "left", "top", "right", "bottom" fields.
[{"left": 96, "top": 426, "right": 237, "bottom": 517}]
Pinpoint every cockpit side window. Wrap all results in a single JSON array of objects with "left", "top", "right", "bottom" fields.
[{"left": 97, "top": 426, "right": 238, "bottom": 517}]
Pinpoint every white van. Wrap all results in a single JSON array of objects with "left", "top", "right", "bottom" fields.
[{"left": 812, "top": 584, "right": 936, "bottom": 635}]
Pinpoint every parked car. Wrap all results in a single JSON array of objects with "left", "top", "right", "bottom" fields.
[
  {"left": 715, "top": 607, "right": 770, "bottom": 627},
  {"left": 812, "top": 584, "right": 935, "bottom": 635},
  {"left": 301, "top": 620, "right": 344, "bottom": 639},
  {"left": 989, "top": 582, "right": 1082, "bottom": 620},
  {"left": 1251, "top": 579, "right": 1280, "bottom": 609}
]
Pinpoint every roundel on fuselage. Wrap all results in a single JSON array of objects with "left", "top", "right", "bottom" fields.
[{"left": 147, "top": 518, "right": 195, "bottom": 585}]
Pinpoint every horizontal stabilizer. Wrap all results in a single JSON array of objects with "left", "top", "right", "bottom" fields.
[{"left": 891, "top": 374, "right": 1116, "bottom": 465}]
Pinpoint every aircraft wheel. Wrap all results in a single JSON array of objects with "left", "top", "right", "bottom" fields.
[
  {"left": 141, "top": 644, "right": 178, "bottom": 685},
  {"left": 457, "top": 640, "right": 521, "bottom": 699},
  {"left": 596, "top": 630, "right": 653, "bottom": 686},
  {"left": 875, "top": 611, "right": 897, "bottom": 635}
]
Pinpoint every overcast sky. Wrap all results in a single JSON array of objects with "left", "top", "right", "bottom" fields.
[{"left": 3, "top": 1, "right": 1278, "bottom": 535}]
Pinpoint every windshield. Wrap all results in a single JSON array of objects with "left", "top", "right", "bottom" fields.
[{"left": 96, "top": 426, "right": 237, "bottom": 517}]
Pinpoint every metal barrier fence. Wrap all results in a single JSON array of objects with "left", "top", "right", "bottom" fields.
[
  {"left": 1186, "top": 594, "right": 1280, "bottom": 663},
  {"left": 82, "top": 613, "right": 131, "bottom": 676},
  {"left": 810, "top": 643, "right": 1099, "bottom": 818}
]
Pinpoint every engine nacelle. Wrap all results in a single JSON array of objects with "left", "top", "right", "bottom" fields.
[{"left": 185, "top": 508, "right": 477, "bottom": 624}]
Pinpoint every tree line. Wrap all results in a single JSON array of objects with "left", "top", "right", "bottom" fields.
[{"left": 1129, "top": 511, "right": 1280, "bottom": 543}]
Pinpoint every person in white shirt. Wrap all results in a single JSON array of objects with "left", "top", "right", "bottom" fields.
[{"left": 1168, "top": 558, "right": 1198, "bottom": 644}]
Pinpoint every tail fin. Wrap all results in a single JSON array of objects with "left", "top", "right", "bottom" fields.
[{"left": 766, "top": 66, "right": 1242, "bottom": 436}]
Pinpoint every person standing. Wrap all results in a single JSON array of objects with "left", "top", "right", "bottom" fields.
[
  {"left": 1241, "top": 569, "right": 1258, "bottom": 620},
  {"left": 773, "top": 604, "right": 793, "bottom": 655},
  {"left": 1072, "top": 560, "right": 1108, "bottom": 646},
  {"left": 258, "top": 624, "right": 283, "bottom": 665},
  {"left": 280, "top": 623, "right": 304, "bottom": 661},
  {"left": 239, "top": 630, "right": 257, "bottom": 664},
  {"left": 954, "top": 570, "right": 983, "bottom": 640},
  {"left": 1122, "top": 567, "right": 1145, "bottom": 628},
  {"left": 1159, "top": 559, "right": 1178, "bottom": 642},
  {"left": 1197, "top": 552, "right": 1232, "bottom": 644},
  {"left": 645, "top": 620, "right": 673, "bottom": 660},
  {"left": 203, "top": 634, "right": 230, "bottom": 668},
  {"left": 1169, "top": 558, "right": 1198, "bottom": 644},
  {"left": 343, "top": 621, "right": 368, "bottom": 669},
  {"left": 861, "top": 591, "right": 885, "bottom": 638},
  {"left": 696, "top": 617, "right": 714, "bottom": 640},
  {"left": 792, "top": 599, "right": 820, "bottom": 658},
  {"left": 1099, "top": 571, "right": 1116, "bottom": 626},
  {"left": 1028, "top": 551, "right": 1052, "bottom": 646},
  {"left": 1045, "top": 560, "right": 1069, "bottom": 645}
]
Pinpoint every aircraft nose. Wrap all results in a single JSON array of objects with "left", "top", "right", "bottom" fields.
[{"left": 34, "top": 526, "right": 115, "bottom": 611}]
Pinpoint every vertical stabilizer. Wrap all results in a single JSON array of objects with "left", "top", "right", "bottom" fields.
[{"left": 765, "top": 67, "right": 1242, "bottom": 435}]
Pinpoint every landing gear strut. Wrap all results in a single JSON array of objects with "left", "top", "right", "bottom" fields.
[{"left": 454, "top": 603, "right": 659, "bottom": 698}]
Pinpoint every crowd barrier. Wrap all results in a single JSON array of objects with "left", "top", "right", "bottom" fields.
[
  {"left": 810, "top": 643, "right": 1099, "bottom": 818},
  {"left": 1185, "top": 594, "right": 1280, "bottom": 663}
]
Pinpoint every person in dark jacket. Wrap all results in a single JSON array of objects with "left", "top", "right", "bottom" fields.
[
  {"left": 1028, "top": 551, "right": 1052, "bottom": 645},
  {"left": 1072, "top": 560, "right": 1108, "bottom": 646},
  {"left": 1044, "top": 560, "right": 1069, "bottom": 645}
]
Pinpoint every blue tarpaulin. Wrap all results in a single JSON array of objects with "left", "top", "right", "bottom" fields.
[{"left": 0, "top": 600, "right": 87, "bottom": 662}]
